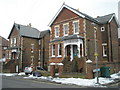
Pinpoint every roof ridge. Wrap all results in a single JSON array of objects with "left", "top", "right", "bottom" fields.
[
  {"left": 14, "top": 23, "right": 39, "bottom": 31},
  {"left": 95, "top": 13, "right": 115, "bottom": 19}
]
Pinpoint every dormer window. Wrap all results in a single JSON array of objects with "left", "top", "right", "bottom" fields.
[
  {"left": 63, "top": 23, "right": 69, "bottom": 36},
  {"left": 54, "top": 25, "right": 59, "bottom": 38},
  {"left": 101, "top": 27, "right": 105, "bottom": 31},
  {"left": 73, "top": 20, "right": 79, "bottom": 34}
]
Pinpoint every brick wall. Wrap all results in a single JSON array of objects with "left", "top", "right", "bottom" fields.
[
  {"left": 22, "top": 37, "right": 39, "bottom": 71},
  {"left": 40, "top": 32, "right": 50, "bottom": 70}
]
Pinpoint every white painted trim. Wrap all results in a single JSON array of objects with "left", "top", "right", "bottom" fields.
[
  {"left": 48, "top": 4, "right": 85, "bottom": 26},
  {"left": 73, "top": 20, "right": 79, "bottom": 34},
  {"left": 101, "top": 26, "right": 105, "bottom": 32},
  {"left": 58, "top": 43, "right": 62, "bottom": 56},
  {"left": 52, "top": 44, "right": 55, "bottom": 57},
  {"left": 109, "top": 14, "right": 119, "bottom": 27},
  {"left": 50, "top": 63, "right": 56, "bottom": 65},
  {"left": 63, "top": 39, "right": 83, "bottom": 60},
  {"left": 63, "top": 23, "right": 69, "bottom": 36},
  {"left": 54, "top": 25, "right": 59, "bottom": 38},
  {"left": 102, "top": 43, "right": 107, "bottom": 57},
  {"left": 102, "top": 43, "right": 107, "bottom": 45}
]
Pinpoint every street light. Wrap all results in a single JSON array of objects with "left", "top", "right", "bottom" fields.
[{"left": 92, "top": 23, "right": 99, "bottom": 84}]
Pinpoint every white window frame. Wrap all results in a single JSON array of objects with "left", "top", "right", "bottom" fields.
[
  {"left": 14, "top": 38, "right": 16, "bottom": 46},
  {"left": 73, "top": 20, "right": 79, "bottom": 34},
  {"left": 54, "top": 25, "right": 59, "bottom": 38},
  {"left": 39, "top": 50, "right": 40, "bottom": 60},
  {"left": 102, "top": 43, "right": 107, "bottom": 57},
  {"left": 52, "top": 44, "right": 55, "bottom": 57},
  {"left": 10, "top": 38, "right": 13, "bottom": 47},
  {"left": 63, "top": 23, "right": 69, "bottom": 36},
  {"left": 101, "top": 27, "right": 105, "bottom": 32},
  {"left": 58, "top": 44, "right": 62, "bottom": 57},
  {"left": 39, "top": 40, "right": 41, "bottom": 45},
  {"left": 31, "top": 44, "right": 34, "bottom": 53}
]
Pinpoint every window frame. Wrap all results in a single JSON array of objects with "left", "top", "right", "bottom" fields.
[
  {"left": 31, "top": 44, "right": 34, "bottom": 53},
  {"left": 73, "top": 20, "right": 79, "bottom": 34},
  {"left": 54, "top": 25, "right": 59, "bottom": 38},
  {"left": 10, "top": 38, "right": 13, "bottom": 47},
  {"left": 52, "top": 44, "right": 55, "bottom": 57},
  {"left": 63, "top": 23, "right": 69, "bottom": 36},
  {"left": 58, "top": 44, "right": 62, "bottom": 57},
  {"left": 14, "top": 38, "right": 16, "bottom": 46},
  {"left": 102, "top": 43, "right": 107, "bottom": 57},
  {"left": 39, "top": 50, "right": 40, "bottom": 60}
]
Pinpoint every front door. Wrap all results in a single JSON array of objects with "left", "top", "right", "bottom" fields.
[
  {"left": 73, "top": 45, "right": 78, "bottom": 58},
  {"left": 65, "top": 45, "right": 71, "bottom": 58}
]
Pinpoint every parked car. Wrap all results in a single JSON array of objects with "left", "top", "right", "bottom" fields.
[
  {"left": 24, "top": 66, "right": 33, "bottom": 75},
  {"left": 36, "top": 66, "right": 45, "bottom": 71}
]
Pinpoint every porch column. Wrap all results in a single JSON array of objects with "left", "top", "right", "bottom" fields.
[{"left": 50, "top": 63, "right": 55, "bottom": 77}]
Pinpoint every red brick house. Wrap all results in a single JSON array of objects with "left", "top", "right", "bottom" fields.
[
  {"left": 4, "top": 23, "right": 50, "bottom": 73},
  {"left": 48, "top": 4, "right": 119, "bottom": 78},
  {"left": 0, "top": 36, "right": 8, "bottom": 59}
]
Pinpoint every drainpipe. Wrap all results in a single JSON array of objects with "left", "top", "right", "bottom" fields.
[{"left": 109, "top": 23, "right": 113, "bottom": 62}]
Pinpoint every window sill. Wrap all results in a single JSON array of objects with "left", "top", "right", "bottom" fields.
[
  {"left": 51, "top": 56, "right": 55, "bottom": 58},
  {"left": 57, "top": 55, "right": 62, "bottom": 58},
  {"left": 103, "top": 55, "right": 107, "bottom": 58},
  {"left": 74, "top": 33, "right": 79, "bottom": 35}
]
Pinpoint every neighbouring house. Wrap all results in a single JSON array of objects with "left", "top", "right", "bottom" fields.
[
  {"left": 3, "top": 23, "right": 50, "bottom": 73},
  {"left": 0, "top": 36, "right": 8, "bottom": 72},
  {"left": 39, "top": 30, "right": 50, "bottom": 70},
  {"left": 0, "top": 36, "right": 8, "bottom": 59},
  {"left": 48, "top": 3, "right": 120, "bottom": 78},
  {"left": 118, "top": 38, "right": 120, "bottom": 61}
]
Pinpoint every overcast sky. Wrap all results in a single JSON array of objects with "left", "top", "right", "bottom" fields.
[{"left": 0, "top": 0, "right": 119, "bottom": 39}]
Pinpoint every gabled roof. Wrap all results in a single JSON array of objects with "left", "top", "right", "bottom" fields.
[
  {"left": 95, "top": 13, "right": 119, "bottom": 27},
  {"left": 8, "top": 23, "right": 40, "bottom": 39},
  {"left": 48, "top": 3, "right": 99, "bottom": 26},
  {"left": 0, "top": 36, "right": 8, "bottom": 47}
]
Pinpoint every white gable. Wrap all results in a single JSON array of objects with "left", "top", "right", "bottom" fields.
[{"left": 48, "top": 4, "right": 85, "bottom": 27}]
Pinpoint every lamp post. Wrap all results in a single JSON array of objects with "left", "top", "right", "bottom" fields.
[
  {"left": 94, "top": 27, "right": 99, "bottom": 84},
  {"left": 92, "top": 23, "right": 99, "bottom": 84}
]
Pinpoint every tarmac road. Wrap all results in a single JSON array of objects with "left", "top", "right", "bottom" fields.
[{"left": 2, "top": 76, "right": 82, "bottom": 88}]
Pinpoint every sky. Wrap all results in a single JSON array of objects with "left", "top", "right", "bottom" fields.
[{"left": 0, "top": 0, "right": 119, "bottom": 39}]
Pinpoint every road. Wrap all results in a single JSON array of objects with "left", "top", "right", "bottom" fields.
[
  {"left": 106, "top": 82, "right": 120, "bottom": 88},
  {"left": 2, "top": 76, "right": 82, "bottom": 88}
]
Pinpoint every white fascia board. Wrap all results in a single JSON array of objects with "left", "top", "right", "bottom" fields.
[
  {"left": 109, "top": 14, "right": 120, "bottom": 27},
  {"left": 48, "top": 4, "right": 85, "bottom": 27}
]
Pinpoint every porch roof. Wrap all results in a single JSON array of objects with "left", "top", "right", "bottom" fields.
[
  {"left": 7, "top": 46, "right": 20, "bottom": 50},
  {"left": 50, "top": 34, "right": 84, "bottom": 43}
]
